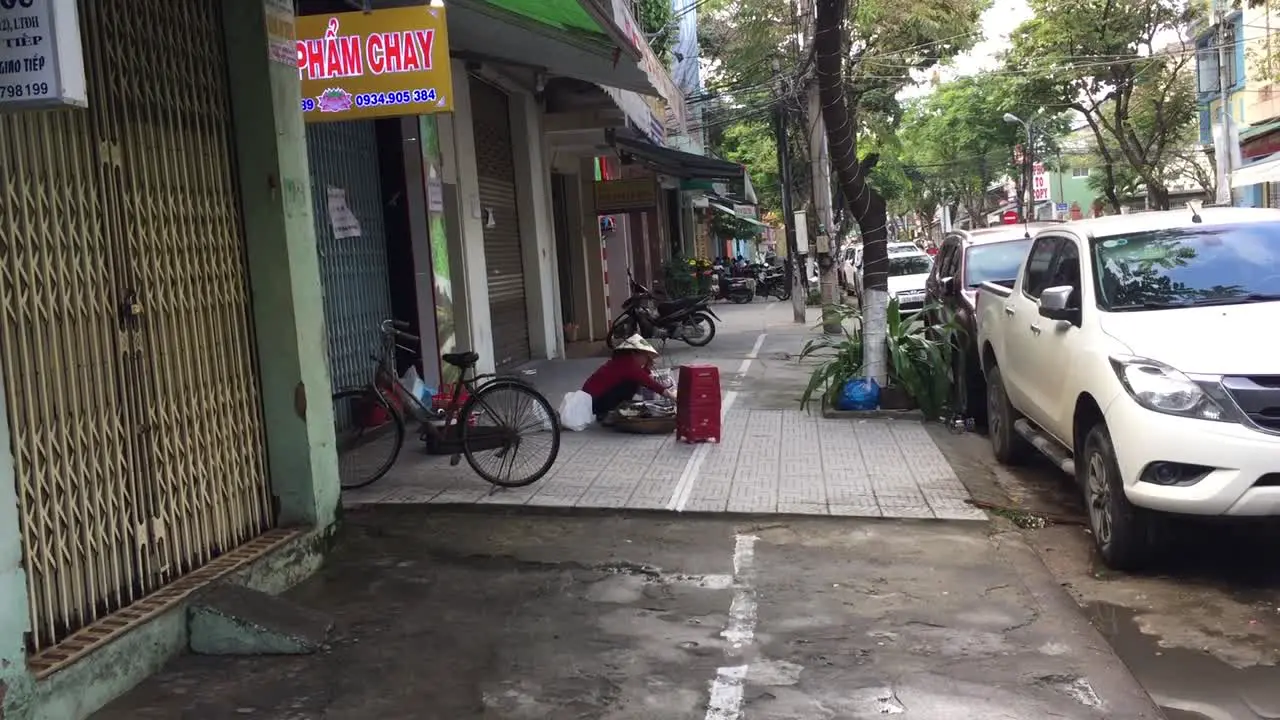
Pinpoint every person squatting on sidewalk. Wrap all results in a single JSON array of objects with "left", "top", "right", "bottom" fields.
[{"left": 581, "top": 335, "right": 674, "bottom": 423}]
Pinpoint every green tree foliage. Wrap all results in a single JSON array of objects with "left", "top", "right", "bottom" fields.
[
  {"left": 1097, "top": 63, "right": 1209, "bottom": 205},
  {"left": 813, "top": 0, "right": 987, "bottom": 279},
  {"left": 634, "top": 0, "right": 676, "bottom": 65},
  {"left": 1005, "top": 0, "right": 1201, "bottom": 210},
  {"left": 898, "top": 74, "right": 1070, "bottom": 226},
  {"left": 700, "top": 0, "right": 984, "bottom": 227},
  {"left": 709, "top": 206, "right": 765, "bottom": 240},
  {"left": 717, "top": 117, "right": 781, "bottom": 214}
]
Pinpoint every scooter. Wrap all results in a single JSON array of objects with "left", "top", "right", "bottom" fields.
[
  {"left": 606, "top": 276, "right": 720, "bottom": 349},
  {"left": 754, "top": 266, "right": 791, "bottom": 301},
  {"left": 711, "top": 264, "right": 755, "bottom": 304}
]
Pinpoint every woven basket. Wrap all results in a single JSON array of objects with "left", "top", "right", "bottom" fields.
[{"left": 613, "top": 415, "right": 677, "bottom": 434}]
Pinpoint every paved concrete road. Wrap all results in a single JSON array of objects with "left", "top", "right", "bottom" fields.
[
  {"left": 93, "top": 510, "right": 1162, "bottom": 720},
  {"left": 932, "top": 428, "right": 1280, "bottom": 719}
]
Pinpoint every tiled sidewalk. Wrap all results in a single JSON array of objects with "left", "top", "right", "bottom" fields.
[{"left": 342, "top": 409, "right": 984, "bottom": 521}]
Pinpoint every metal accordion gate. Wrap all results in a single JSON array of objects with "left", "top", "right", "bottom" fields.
[{"left": 0, "top": 0, "right": 273, "bottom": 661}]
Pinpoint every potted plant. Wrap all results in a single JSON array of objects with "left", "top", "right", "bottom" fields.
[
  {"left": 797, "top": 299, "right": 964, "bottom": 419},
  {"left": 798, "top": 304, "right": 864, "bottom": 411},
  {"left": 882, "top": 297, "right": 965, "bottom": 419}
]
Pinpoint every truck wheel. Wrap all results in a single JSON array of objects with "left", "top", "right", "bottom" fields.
[
  {"left": 986, "top": 365, "right": 1028, "bottom": 464},
  {"left": 1081, "top": 422, "right": 1155, "bottom": 571}
]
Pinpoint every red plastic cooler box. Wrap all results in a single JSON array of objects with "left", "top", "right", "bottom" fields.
[{"left": 676, "top": 364, "right": 721, "bottom": 443}]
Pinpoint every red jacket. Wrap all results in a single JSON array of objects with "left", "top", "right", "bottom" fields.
[{"left": 583, "top": 356, "right": 667, "bottom": 397}]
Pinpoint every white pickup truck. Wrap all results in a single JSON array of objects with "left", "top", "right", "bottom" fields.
[{"left": 975, "top": 207, "right": 1280, "bottom": 570}]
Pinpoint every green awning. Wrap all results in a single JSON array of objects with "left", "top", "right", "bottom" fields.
[
  {"left": 446, "top": 0, "right": 654, "bottom": 93},
  {"left": 1241, "top": 118, "right": 1280, "bottom": 143},
  {"left": 482, "top": 0, "right": 603, "bottom": 35},
  {"left": 710, "top": 202, "right": 768, "bottom": 229}
]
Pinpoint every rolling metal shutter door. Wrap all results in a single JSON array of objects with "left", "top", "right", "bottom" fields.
[
  {"left": 307, "top": 122, "right": 393, "bottom": 391},
  {"left": 469, "top": 77, "right": 530, "bottom": 368}
]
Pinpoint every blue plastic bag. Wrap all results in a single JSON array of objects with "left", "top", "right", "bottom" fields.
[{"left": 837, "top": 377, "right": 880, "bottom": 411}]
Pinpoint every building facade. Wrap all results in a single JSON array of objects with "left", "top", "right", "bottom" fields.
[{"left": 0, "top": 0, "right": 718, "bottom": 717}]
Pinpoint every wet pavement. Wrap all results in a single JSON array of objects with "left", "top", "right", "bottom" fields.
[
  {"left": 87, "top": 300, "right": 1172, "bottom": 719},
  {"left": 929, "top": 425, "right": 1280, "bottom": 720},
  {"left": 92, "top": 510, "right": 1161, "bottom": 719},
  {"left": 1087, "top": 601, "right": 1280, "bottom": 720}
]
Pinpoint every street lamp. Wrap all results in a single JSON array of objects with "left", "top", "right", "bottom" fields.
[{"left": 1004, "top": 113, "right": 1034, "bottom": 220}]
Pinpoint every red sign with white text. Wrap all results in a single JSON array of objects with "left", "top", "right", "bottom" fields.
[{"left": 1001, "top": 210, "right": 1020, "bottom": 225}]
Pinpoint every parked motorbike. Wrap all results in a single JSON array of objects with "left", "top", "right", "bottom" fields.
[
  {"left": 711, "top": 264, "right": 755, "bottom": 304},
  {"left": 606, "top": 277, "right": 720, "bottom": 349},
  {"left": 754, "top": 266, "right": 791, "bottom": 301}
]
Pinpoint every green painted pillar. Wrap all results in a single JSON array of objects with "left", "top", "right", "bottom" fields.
[
  {"left": 0, "top": 386, "right": 33, "bottom": 716},
  {"left": 221, "top": 0, "right": 339, "bottom": 530}
]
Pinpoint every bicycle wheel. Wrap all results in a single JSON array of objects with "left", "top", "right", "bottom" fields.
[
  {"left": 460, "top": 379, "right": 561, "bottom": 488},
  {"left": 332, "top": 387, "right": 405, "bottom": 490}
]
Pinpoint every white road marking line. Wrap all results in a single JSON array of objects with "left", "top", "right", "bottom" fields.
[
  {"left": 666, "top": 333, "right": 767, "bottom": 512},
  {"left": 704, "top": 534, "right": 759, "bottom": 720},
  {"left": 705, "top": 665, "right": 748, "bottom": 720},
  {"left": 705, "top": 665, "right": 748, "bottom": 719}
]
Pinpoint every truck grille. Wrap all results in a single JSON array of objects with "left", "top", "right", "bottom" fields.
[{"left": 1221, "top": 376, "right": 1280, "bottom": 433}]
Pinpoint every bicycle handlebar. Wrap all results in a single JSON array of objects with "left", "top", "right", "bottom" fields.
[{"left": 380, "top": 319, "right": 419, "bottom": 343}]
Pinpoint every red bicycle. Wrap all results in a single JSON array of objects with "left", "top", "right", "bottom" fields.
[{"left": 332, "top": 319, "right": 561, "bottom": 490}]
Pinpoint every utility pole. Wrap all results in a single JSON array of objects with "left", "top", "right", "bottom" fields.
[
  {"left": 774, "top": 60, "right": 805, "bottom": 322},
  {"left": 802, "top": 0, "right": 839, "bottom": 333},
  {"left": 1215, "top": 1, "right": 1234, "bottom": 206}
]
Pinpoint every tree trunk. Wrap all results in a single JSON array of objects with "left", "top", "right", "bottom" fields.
[
  {"left": 815, "top": 0, "right": 888, "bottom": 384},
  {"left": 1147, "top": 181, "right": 1171, "bottom": 211},
  {"left": 1079, "top": 113, "right": 1124, "bottom": 213}
]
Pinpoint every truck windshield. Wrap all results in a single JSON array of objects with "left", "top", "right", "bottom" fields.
[
  {"left": 964, "top": 239, "right": 1033, "bottom": 287},
  {"left": 1092, "top": 224, "right": 1280, "bottom": 310},
  {"left": 888, "top": 255, "right": 933, "bottom": 277}
]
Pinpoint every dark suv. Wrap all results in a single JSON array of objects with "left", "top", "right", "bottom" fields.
[{"left": 924, "top": 223, "right": 1062, "bottom": 424}]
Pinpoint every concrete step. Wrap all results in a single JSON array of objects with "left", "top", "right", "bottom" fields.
[{"left": 188, "top": 581, "right": 333, "bottom": 655}]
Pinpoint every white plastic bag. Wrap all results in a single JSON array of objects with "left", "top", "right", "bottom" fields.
[
  {"left": 558, "top": 390, "right": 595, "bottom": 432},
  {"left": 398, "top": 367, "right": 428, "bottom": 403}
]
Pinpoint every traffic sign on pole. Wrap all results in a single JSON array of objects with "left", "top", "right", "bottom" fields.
[{"left": 1001, "top": 210, "right": 1019, "bottom": 225}]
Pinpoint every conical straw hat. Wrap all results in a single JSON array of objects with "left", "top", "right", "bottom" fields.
[{"left": 615, "top": 334, "right": 659, "bottom": 356}]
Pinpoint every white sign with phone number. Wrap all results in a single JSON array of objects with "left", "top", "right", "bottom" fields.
[
  {"left": 0, "top": 0, "right": 86, "bottom": 111},
  {"left": 0, "top": 0, "right": 85, "bottom": 109}
]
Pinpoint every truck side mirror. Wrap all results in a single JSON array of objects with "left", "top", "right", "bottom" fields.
[{"left": 1038, "top": 285, "right": 1080, "bottom": 324}]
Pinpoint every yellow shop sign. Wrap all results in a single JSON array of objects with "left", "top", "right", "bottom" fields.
[{"left": 296, "top": 6, "right": 454, "bottom": 122}]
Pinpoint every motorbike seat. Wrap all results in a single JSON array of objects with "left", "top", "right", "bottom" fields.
[{"left": 657, "top": 300, "right": 691, "bottom": 316}]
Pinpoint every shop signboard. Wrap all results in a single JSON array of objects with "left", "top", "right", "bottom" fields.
[
  {"left": 0, "top": 0, "right": 87, "bottom": 111},
  {"left": 595, "top": 178, "right": 657, "bottom": 213},
  {"left": 265, "top": 0, "right": 296, "bottom": 67},
  {"left": 1032, "top": 162, "right": 1049, "bottom": 202},
  {"left": 296, "top": 5, "right": 453, "bottom": 122}
]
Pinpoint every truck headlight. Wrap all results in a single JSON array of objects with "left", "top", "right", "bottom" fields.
[{"left": 1108, "top": 355, "right": 1236, "bottom": 422}]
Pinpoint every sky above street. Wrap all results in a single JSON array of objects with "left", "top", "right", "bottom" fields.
[{"left": 900, "top": 0, "right": 1033, "bottom": 99}]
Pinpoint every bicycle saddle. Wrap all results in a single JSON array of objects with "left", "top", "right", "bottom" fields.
[{"left": 443, "top": 351, "right": 479, "bottom": 368}]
